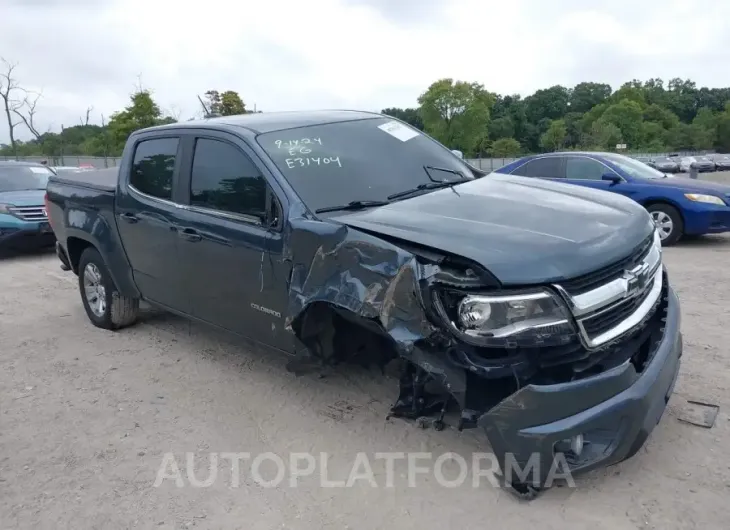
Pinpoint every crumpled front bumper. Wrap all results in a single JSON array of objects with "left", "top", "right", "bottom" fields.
[{"left": 478, "top": 285, "right": 682, "bottom": 486}]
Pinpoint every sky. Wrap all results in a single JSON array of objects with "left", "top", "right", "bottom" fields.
[{"left": 1, "top": 0, "right": 729, "bottom": 143}]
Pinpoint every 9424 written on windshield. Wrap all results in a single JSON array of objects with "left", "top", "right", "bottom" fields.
[{"left": 273, "top": 137, "right": 343, "bottom": 169}]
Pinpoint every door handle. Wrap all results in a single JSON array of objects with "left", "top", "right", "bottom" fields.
[
  {"left": 119, "top": 212, "right": 139, "bottom": 223},
  {"left": 179, "top": 228, "right": 202, "bottom": 242}
]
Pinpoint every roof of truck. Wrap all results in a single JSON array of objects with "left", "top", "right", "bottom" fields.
[{"left": 147, "top": 110, "right": 383, "bottom": 135}]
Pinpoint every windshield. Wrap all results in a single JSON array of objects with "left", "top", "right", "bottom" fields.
[
  {"left": 603, "top": 153, "right": 668, "bottom": 179},
  {"left": 653, "top": 157, "right": 673, "bottom": 163},
  {"left": 696, "top": 156, "right": 711, "bottom": 162},
  {"left": 0, "top": 165, "right": 53, "bottom": 192},
  {"left": 257, "top": 117, "right": 475, "bottom": 213}
]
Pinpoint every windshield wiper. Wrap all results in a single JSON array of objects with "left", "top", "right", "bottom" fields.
[
  {"left": 387, "top": 181, "right": 462, "bottom": 200},
  {"left": 423, "top": 165, "right": 465, "bottom": 179},
  {"left": 315, "top": 200, "right": 391, "bottom": 214}
]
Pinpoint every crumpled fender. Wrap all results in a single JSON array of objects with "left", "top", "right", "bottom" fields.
[{"left": 282, "top": 216, "right": 469, "bottom": 403}]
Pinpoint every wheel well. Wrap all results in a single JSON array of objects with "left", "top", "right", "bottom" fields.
[
  {"left": 292, "top": 302, "right": 399, "bottom": 368},
  {"left": 66, "top": 237, "right": 94, "bottom": 273},
  {"left": 642, "top": 199, "right": 685, "bottom": 225}
]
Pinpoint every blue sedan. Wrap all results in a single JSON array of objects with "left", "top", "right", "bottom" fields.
[{"left": 496, "top": 152, "right": 730, "bottom": 245}]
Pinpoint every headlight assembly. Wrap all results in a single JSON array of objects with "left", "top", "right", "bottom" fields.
[
  {"left": 684, "top": 193, "right": 726, "bottom": 206},
  {"left": 433, "top": 288, "right": 576, "bottom": 348}
]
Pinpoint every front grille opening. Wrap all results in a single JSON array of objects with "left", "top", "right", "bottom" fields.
[
  {"left": 560, "top": 234, "right": 653, "bottom": 296},
  {"left": 579, "top": 278, "right": 657, "bottom": 341},
  {"left": 9, "top": 206, "right": 48, "bottom": 222}
]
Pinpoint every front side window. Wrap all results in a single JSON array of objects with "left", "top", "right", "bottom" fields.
[
  {"left": 130, "top": 137, "right": 179, "bottom": 199},
  {"left": 256, "top": 117, "right": 476, "bottom": 214},
  {"left": 565, "top": 157, "right": 608, "bottom": 180},
  {"left": 190, "top": 138, "right": 267, "bottom": 221},
  {"left": 510, "top": 157, "right": 564, "bottom": 179},
  {"left": 603, "top": 153, "right": 667, "bottom": 179},
  {"left": 0, "top": 165, "right": 53, "bottom": 192}
]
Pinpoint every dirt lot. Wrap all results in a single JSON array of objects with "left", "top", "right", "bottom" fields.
[{"left": 2, "top": 182, "right": 730, "bottom": 529}]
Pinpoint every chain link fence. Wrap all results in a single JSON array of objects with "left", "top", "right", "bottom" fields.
[
  {"left": 3, "top": 150, "right": 713, "bottom": 173},
  {"left": 0, "top": 155, "right": 122, "bottom": 168}
]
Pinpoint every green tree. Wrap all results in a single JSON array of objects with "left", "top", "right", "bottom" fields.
[
  {"left": 524, "top": 85, "right": 570, "bottom": 123},
  {"left": 417, "top": 78, "right": 494, "bottom": 156},
  {"left": 599, "top": 100, "right": 644, "bottom": 148},
  {"left": 715, "top": 102, "right": 730, "bottom": 152},
  {"left": 381, "top": 107, "right": 424, "bottom": 130},
  {"left": 219, "top": 91, "right": 246, "bottom": 115},
  {"left": 588, "top": 121, "right": 623, "bottom": 150},
  {"left": 204, "top": 90, "right": 246, "bottom": 116},
  {"left": 540, "top": 119, "right": 567, "bottom": 151},
  {"left": 570, "top": 82, "right": 611, "bottom": 113},
  {"left": 489, "top": 137, "right": 521, "bottom": 157},
  {"left": 107, "top": 90, "right": 174, "bottom": 152}
]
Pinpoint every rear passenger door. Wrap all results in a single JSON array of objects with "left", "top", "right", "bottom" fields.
[
  {"left": 115, "top": 135, "right": 189, "bottom": 312},
  {"left": 509, "top": 157, "right": 565, "bottom": 182},
  {"left": 176, "top": 132, "right": 295, "bottom": 353}
]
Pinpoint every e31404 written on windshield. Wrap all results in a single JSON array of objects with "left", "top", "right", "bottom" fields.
[{"left": 273, "top": 137, "right": 343, "bottom": 168}]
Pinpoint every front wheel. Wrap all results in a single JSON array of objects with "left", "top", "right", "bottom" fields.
[
  {"left": 78, "top": 247, "right": 139, "bottom": 329},
  {"left": 647, "top": 204, "right": 683, "bottom": 246}
]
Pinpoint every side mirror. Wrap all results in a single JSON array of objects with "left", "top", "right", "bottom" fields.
[
  {"left": 602, "top": 173, "right": 622, "bottom": 184},
  {"left": 451, "top": 149, "right": 464, "bottom": 159}
]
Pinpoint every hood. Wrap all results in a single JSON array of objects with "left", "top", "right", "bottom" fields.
[
  {"left": 637, "top": 176, "right": 730, "bottom": 196},
  {"left": 0, "top": 189, "right": 46, "bottom": 206},
  {"left": 333, "top": 173, "right": 653, "bottom": 286}
]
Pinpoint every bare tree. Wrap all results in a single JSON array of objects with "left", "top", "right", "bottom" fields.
[
  {"left": 0, "top": 58, "right": 25, "bottom": 158},
  {"left": 14, "top": 90, "right": 43, "bottom": 140},
  {"left": 80, "top": 106, "right": 93, "bottom": 126}
]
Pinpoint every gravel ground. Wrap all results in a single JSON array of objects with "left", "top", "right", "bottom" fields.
[{"left": 2, "top": 175, "right": 730, "bottom": 529}]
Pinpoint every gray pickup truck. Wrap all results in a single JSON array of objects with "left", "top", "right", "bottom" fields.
[{"left": 46, "top": 110, "right": 682, "bottom": 497}]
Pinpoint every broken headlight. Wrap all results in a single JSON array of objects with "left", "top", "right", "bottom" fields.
[{"left": 433, "top": 288, "right": 576, "bottom": 348}]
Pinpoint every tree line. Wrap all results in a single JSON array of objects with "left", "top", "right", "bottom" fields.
[{"left": 2, "top": 56, "right": 730, "bottom": 160}]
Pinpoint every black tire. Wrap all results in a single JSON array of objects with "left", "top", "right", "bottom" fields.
[
  {"left": 647, "top": 203, "right": 683, "bottom": 246},
  {"left": 78, "top": 247, "right": 139, "bottom": 330}
]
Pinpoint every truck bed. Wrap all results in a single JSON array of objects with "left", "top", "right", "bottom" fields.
[{"left": 49, "top": 167, "right": 118, "bottom": 192}]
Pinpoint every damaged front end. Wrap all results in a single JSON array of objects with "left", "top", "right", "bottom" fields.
[{"left": 284, "top": 219, "right": 682, "bottom": 499}]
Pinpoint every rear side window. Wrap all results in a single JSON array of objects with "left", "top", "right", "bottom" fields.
[
  {"left": 130, "top": 138, "right": 179, "bottom": 200},
  {"left": 510, "top": 157, "right": 564, "bottom": 179},
  {"left": 190, "top": 138, "right": 268, "bottom": 221}
]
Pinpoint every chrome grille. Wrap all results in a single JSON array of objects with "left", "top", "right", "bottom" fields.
[
  {"left": 9, "top": 205, "right": 47, "bottom": 221},
  {"left": 578, "top": 279, "right": 656, "bottom": 340},
  {"left": 559, "top": 234, "right": 653, "bottom": 296},
  {"left": 555, "top": 231, "right": 663, "bottom": 350}
]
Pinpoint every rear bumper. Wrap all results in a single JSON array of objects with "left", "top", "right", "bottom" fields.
[{"left": 479, "top": 286, "right": 682, "bottom": 486}]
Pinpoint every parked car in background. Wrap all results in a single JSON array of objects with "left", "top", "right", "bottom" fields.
[
  {"left": 46, "top": 111, "right": 683, "bottom": 495},
  {"left": 497, "top": 152, "right": 730, "bottom": 245},
  {"left": 648, "top": 157, "right": 680, "bottom": 173},
  {"left": 680, "top": 156, "right": 715, "bottom": 173},
  {"left": 711, "top": 154, "right": 730, "bottom": 170},
  {"left": 0, "top": 161, "right": 55, "bottom": 251}
]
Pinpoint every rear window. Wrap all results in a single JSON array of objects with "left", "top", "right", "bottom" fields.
[
  {"left": 130, "top": 137, "right": 180, "bottom": 200},
  {"left": 0, "top": 165, "right": 53, "bottom": 192},
  {"left": 256, "top": 118, "right": 475, "bottom": 213}
]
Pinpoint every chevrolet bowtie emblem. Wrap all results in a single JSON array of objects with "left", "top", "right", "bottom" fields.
[{"left": 624, "top": 262, "right": 650, "bottom": 297}]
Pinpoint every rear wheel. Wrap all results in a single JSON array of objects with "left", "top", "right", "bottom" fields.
[
  {"left": 78, "top": 247, "right": 139, "bottom": 329},
  {"left": 647, "top": 204, "right": 683, "bottom": 246}
]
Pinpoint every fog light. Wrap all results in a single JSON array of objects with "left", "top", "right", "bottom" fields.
[
  {"left": 555, "top": 434, "right": 585, "bottom": 457},
  {"left": 570, "top": 434, "right": 584, "bottom": 456}
]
